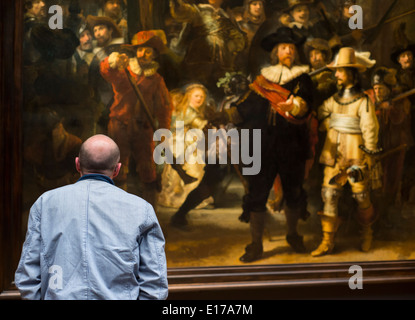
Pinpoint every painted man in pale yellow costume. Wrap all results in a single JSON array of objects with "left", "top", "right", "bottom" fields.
[{"left": 312, "top": 47, "right": 379, "bottom": 257}]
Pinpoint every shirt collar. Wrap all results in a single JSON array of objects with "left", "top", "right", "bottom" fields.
[{"left": 78, "top": 173, "right": 115, "bottom": 185}]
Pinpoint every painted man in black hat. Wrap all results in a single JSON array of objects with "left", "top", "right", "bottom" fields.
[
  {"left": 224, "top": 27, "right": 314, "bottom": 262},
  {"left": 390, "top": 23, "right": 415, "bottom": 214},
  {"left": 391, "top": 24, "right": 415, "bottom": 95}
]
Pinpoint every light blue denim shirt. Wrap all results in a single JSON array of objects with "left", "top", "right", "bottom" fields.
[{"left": 15, "top": 175, "right": 168, "bottom": 300}]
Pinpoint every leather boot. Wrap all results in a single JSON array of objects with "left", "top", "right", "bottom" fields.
[
  {"left": 311, "top": 212, "right": 341, "bottom": 257},
  {"left": 357, "top": 205, "right": 376, "bottom": 252},
  {"left": 285, "top": 209, "right": 306, "bottom": 253},
  {"left": 170, "top": 208, "right": 188, "bottom": 228},
  {"left": 360, "top": 224, "right": 373, "bottom": 252},
  {"left": 240, "top": 211, "right": 265, "bottom": 263}
]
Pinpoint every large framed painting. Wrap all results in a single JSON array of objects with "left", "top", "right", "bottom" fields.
[{"left": 1, "top": 0, "right": 415, "bottom": 299}]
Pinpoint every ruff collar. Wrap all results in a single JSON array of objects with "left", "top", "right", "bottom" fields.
[{"left": 261, "top": 64, "right": 310, "bottom": 85}]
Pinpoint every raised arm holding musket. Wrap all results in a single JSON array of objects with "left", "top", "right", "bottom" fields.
[{"left": 100, "top": 30, "right": 173, "bottom": 207}]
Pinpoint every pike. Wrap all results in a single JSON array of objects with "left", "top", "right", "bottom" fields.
[
  {"left": 123, "top": 69, "right": 197, "bottom": 185},
  {"left": 359, "top": 143, "right": 407, "bottom": 159},
  {"left": 329, "top": 144, "right": 408, "bottom": 185},
  {"left": 363, "top": 0, "right": 398, "bottom": 44},
  {"left": 338, "top": 4, "right": 415, "bottom": 45},
  {"left": 308, "top": 66, "right": 330, "bottom": 77}
]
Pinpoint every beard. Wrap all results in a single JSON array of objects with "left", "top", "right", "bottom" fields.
[
  {"left": 280, "top": 56, "right": 294, "bottom": 68},
  {"left": 80, "top": 42, "right": 93, "bottom": 52},
  {"left": 96, "top": 37, "right": 110, "bottom": 47},
  {"left": 138, "top": 59, "right": 159, "bottom": 71},
  {"left": 311, "top": 60, "right": 325, "bottom": 70}
]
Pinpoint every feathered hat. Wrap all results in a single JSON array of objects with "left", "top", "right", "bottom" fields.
[{"left": 327, "top": 47, "right": 376, "bottom": 73}]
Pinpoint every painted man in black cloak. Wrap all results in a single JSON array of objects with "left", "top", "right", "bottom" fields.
[{"left": 224, "top": 27, "right": 314, "bottom": 262}]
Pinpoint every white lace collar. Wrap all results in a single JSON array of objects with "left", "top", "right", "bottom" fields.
[{"left": 261, "top": 64, "right": 310, "bottom": 85}]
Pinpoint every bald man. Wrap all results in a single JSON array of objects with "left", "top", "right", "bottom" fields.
[{"left": 15, "top": 135, "right": 168, "bottom": 300}]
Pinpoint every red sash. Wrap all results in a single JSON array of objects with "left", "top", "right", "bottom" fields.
[{"left": 250, "top": 75, "right": 308, "bottom": 125}]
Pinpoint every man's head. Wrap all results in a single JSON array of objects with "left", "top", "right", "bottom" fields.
[
  {"left": 79, "top": 29, "right": 93, "bottom": 52},
  {"left": 25, "top": 0, "right": 46, "bottom": 18},
  {"left": 103, "top": 0, "right": 123, "bottom": 21},
  {"left": 309, "top": 49, "right": 327, "bottom": 70},
  {"left": 248, "top": 0, "right": 265, "bottom": 18},
  {"left": 136, "top": 46, "right": 156, "bottom": 65},
  {"left": 93, "top": 24, "right": 113, "bottom": 47},
  {"left": 334, "top": 67, "right": 358, "bottom": 88},
  {"left": 262, "top": 27, "right": 303, "bottom": 67},
  {"left": 398, "top": 50, "right": 414, "bottom": 70},
  {"left": 290, "top": 4, "right": 310, "bottom": 25},
  {"left": 328, "top": 47, "right": 374, "bottom": 88},
  {"left": 371, "top": 67, "right": 397, "bottom": 102},
  {"left": 76, "top": 134, "right": 121, "bottom": 178},
  {"left": 86, "top": 15, "right": 122, "bottom": 48},
  {"left": 342, "top": 0, "right": 356, "bottom": 19},
  {"left": 128, "top": 30, "right": 166, "bottom": 65},
  {"left": 373, "top": 84, "right": 391, "bottom": 103},
  {"left": 304, "top": 38, "right": 332, "bottom": 70},
  {"left": 271, "top": 43, "right": 297, "bottom": 68}
]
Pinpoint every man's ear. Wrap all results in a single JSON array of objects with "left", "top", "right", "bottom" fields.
[
  {"left": 112, "top": 163, "right": 122, "bottom": 178},
  {"left": 75, "top": 157, "right": 82, "bottom": 174}
]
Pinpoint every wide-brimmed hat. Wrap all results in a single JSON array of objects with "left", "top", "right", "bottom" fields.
[
  {"left": 261, "top": 27, "right": 305, "bottom": 52},
  {"left": 391, "top": 43, "right": 415, "bottom": 65},
  {"left": 283, "top": 0, "right": 314, "bottom": 12},
  {"left": 327, "top": 47, "right": 376, "bottom": 72},
  {"left": 86, "top": 15, "right": 122, "bottom": 38},
  {"left": 390, "top": 22, "right": 415, "bottom": 64},
  {"left": 121, "top": 30, "right": 167, "bottom": 55},
  {"left": 304, "top": 38, "right": 332, "bottom": 62}
]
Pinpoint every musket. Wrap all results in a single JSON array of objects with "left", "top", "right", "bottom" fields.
[
  {"left": 123, "top": 69, "right": 197, "bottom": 185},
  {"left": 391, "top": 88, "right": 415, "bottom": 103}
]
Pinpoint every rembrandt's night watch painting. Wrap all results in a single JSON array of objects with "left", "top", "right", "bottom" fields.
[{"left": 18, "top": 0, "right": 415, "bottom": 268}]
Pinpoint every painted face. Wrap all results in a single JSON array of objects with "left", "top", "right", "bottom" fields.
[
  {"left": 277, "top": 43, "right": 296, "bottom": 68},
  {"left": 335, "top": 68, "right": 353, "bottom": 87},
  {"left": 398, "top": 50, "right": 414, "bottom": 70},
  {"left": 189, "top": 88, "right": 206, "bottom": 109},
  {"left": 343, "top": 6, "right": 354, "bottom": 19},
  {"left": 79, "top": 30, "right": 93, "bottom": 52},
  {"left": 249, "top": 1, "right": 264, "bottom": 18},
  {"left": 136, "top": 47, "right": 155, "bottom": 64},
  {"left": 373, "top": 84, "right": 391, "bottom": 103},
  {"left": 93, "top": 25, "right": 113, "bottom": 47},
  {"left": 291, "top": 5, "right": 310, "bottom": 24},
  {"left": 104, "top": 0, "right": 122, "bottom": 20},
  {"left": 309, "top": 49, "right": 326, "bottom": 70},
  {"left": 30, "top": 0, "right": 46, "bottom": 18}
]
